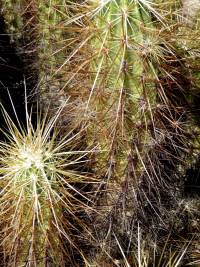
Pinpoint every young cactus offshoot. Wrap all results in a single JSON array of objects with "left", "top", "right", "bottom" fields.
[{"left": 0, "top": 101, "right": 95, "bottom": 266}]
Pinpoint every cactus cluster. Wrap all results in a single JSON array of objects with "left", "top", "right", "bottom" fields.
[{"left": 0, "top": 0, "right": 200, "bottom": 266}]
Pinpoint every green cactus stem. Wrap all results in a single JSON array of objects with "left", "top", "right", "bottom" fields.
[
  {"left": 62, "top": 0, "right": 161, "bottom": 183},
  {"left": 1, "top": 1, "right": 68, "bottom": 106}
]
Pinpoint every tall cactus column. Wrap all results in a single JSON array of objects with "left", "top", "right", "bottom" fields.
[
  {"left": 60, "top": 1, "right": 167, "bottom": 259},
  {"left": 70, "top": 0, "right": 158, "bottom": 181},
  {"left": 63, "top": 1, "right": 200, "bottom": 262},
  {"left": 37, "top": 0, "right": 69, "bottom": 105}
]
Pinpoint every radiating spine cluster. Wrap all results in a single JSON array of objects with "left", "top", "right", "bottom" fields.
[{"left": 0, "top": 104, "right": 94, "bottom": 266}]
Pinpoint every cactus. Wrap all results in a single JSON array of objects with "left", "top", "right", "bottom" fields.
[
  {"left": 1, "top": 0, "right": 200, "bottom": 265},
  {"left": 1, "top": 1, "right": 23, "bottom": 42},
  {"left": 1, "top": 1, "right": 69, "bottom": 106},
  {"left": 61, "top": 0, "right": 200, "bottom": 261},
  {"left": 62, "top": 1, "right": 163, "bottom": 182},
  {"left": 0, "top": 102, "right": 95, "bottom": 266}
]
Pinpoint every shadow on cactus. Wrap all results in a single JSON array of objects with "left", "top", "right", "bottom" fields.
[{"left": 0, "top": 97, "right": 97, "bottom": 266}]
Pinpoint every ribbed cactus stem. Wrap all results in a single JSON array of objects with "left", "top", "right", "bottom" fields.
[
  {"left": 84, "top": 0, "right": 156, "bottom": 180},
  {"left": 37, "top": 1, "right": 67, "bottom": 99},
  {"left": 1, "top": 1, "right": 68, "bottom": 107}
]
